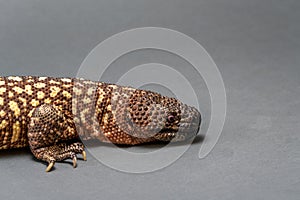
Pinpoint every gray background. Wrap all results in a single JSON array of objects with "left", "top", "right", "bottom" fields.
[{"left": 0, "top": 0, "right": 299, "bottom": 199}]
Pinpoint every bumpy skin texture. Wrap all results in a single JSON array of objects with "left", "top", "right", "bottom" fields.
[{"left": 0, "top": 76, "right": 201, "bottom": 172}]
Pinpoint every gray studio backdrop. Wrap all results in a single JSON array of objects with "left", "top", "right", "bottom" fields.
[{"left": 0, "top": 0, "right": 299, "bottom": 200}]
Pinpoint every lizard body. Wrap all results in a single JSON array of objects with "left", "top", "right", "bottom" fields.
[{"left": 0, "top": 76, "right": 201, "bottom": 171}]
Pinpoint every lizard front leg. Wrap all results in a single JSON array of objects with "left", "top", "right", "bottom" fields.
[{"left": 27, "top": 104, "right": 86, "bottom": 172}]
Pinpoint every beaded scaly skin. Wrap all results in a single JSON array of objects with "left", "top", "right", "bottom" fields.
[{"left": 0, "top": 76, "right": 201, "bottom": 172}]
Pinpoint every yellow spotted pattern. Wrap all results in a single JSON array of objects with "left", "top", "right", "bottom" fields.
[
  {"left": 8, "top": 91, "right": 14, "bottom": 98},
  {"left": 11, "top": 121, "right": 21, "bottom": 143},
  {"left": 8, "top": 101, "right": 20, "bottom": 117},
  {"left": 12, "top": 86, "right": 23, "bottom": 94},
  {"left": 25, "top": 85, "right": 33, "bottom": 95},
  {"left": 0, "top": 120, "right": 8, "bottom": 129},
  {"left": 0, "top": 76, "right": 79, "bottom": 150},
  {"left": 0, "top": 76, "right": 146, "bottom": 150},
  {"left": 37, "top": 91, "right": 45, "bottom": 99},
  {"left": 30, "top": 99, "right": 40, "bottom": 107},
  {"left": 34, "top": 82, "right": 46, "bottom": 89},
  {"left": 0, "top": 110, "right": 6, "bottom": 118},
  {"left": 0, "top": 87, "right": 6, "bottom": 95},
  {"left": 62, "top": 91, "right": 71, "bottom": 99},
  {"left": 50, "top": 86, "right": 61, "bottom": 97},
  {"left": 44, "top": 98, "right": 52, "bottom": 104}
]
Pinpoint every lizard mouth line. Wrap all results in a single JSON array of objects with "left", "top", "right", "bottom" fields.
[{"left": 155, "top": 125, "right": 199, "bottom": 142}]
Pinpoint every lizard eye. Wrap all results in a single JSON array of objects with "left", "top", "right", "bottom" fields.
[{"left": 167, "top": 115, "right": 175, "bottom": 123}]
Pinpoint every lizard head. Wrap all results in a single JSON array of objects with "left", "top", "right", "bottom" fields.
[{"left": 108, "top": 87, "right": 201, "bottom": 144}]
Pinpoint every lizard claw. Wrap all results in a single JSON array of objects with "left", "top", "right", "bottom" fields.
[
  {"left": 82, "top": 150, "right": 87, "bottom": 161},
  {"left": 72, "top": 156, "right": 77, "bottom": 168},
  {"left": 46, "top": 161, "right": 55, "bottom": 172}
]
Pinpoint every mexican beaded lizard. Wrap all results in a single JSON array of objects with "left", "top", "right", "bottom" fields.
[{"left": 0, "top": 76, "right": 201, "bottom": 172}]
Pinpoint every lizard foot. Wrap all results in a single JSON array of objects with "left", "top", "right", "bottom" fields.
[
  {"left": 32, "top": 142, "right": 86, "bottom": 172},
  {"left": 27, "top": 104, "right": 87, "bottom": 172}
]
